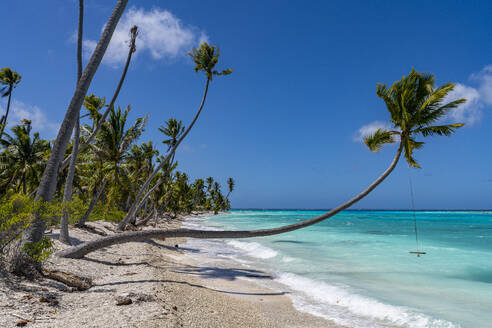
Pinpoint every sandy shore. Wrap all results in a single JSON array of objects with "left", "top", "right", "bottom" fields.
[{"left": 0, "top": 216, "right": 341, "bottom": 328}]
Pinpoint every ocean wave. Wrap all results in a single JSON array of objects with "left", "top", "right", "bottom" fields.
[
  {"left": 275, "top": 272, "right": 458, "bottom": 328},
  {"left": 226, "top": 240, "right": 278, "bottom": 259}
]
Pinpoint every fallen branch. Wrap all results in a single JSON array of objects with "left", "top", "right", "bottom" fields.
[{"left": 42, "top": 268, "right": 92, "bottom": 291}]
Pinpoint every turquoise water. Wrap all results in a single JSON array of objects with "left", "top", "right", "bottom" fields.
[{"left": 184, "top": 210, "right": 492, "bottom": 328}]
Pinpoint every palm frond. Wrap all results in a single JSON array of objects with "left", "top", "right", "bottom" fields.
[
  {"left": 413, "top": 124, "right": 465, "bottom": 137},
  {"left": 364, "top": 128, "right": 396, "bottom": 152}
]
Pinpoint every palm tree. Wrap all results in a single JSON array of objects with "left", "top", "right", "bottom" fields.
[
  {"left": 9, "top": 0, "right": 129, "bottom": 275},
  {"left": 61, "top": 25, "right": 139, "bottom": 171},
  {"left": 58, "top": 69, "right": 467, "bottom": 259},
  {"left": 159, "top": 118, "right": 184, "bottom": 151},
  {"left": 59, "top": 0, "right": 85, "bottom": 245},
  {"left": 0, "top": 120, "right": 50, "bottom": 195},
  {"left": 0, "top": 68, "right": 22, "bottom": 139},
  {"left": 226, "top": 177, "right": 235, "bottom": 199},
  {"left": 118, "top": 45, "right": 232, "bottom": 230},
  {"left": 92, "top": 106, "right": 146, "bottom": 210}
]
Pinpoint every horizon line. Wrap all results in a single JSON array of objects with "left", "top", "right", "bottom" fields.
[{"left": 230, "top": 208, "right": 492, "bottom": 212}]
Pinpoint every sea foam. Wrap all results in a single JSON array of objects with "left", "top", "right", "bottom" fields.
[
  {"left": 226, "top": 240, "right": 278, "bottom": 259},
  {"left": 275, "top": 272, "right": 458, "bottom": 328}
]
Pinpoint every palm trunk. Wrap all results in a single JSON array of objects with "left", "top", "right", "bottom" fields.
[
  {"left": 57, "top": 143, "right": 403, "bottom": 259},
  {"left": 77, "top": 179, "right": 107, "bottom": 227},
  {"left": 127, "top": 176, "right": 165, "bottom": 226},
  {"left": 0, "top": 85, "right": 13, "bottom": 138},
  {"left": 7, "top": 0, "right": 128, "bottom": 275},
  {"left": 118, "top": 78, "right": 211, "bottom": 230},
  {"left": 60, "top": 0, "right": 84, "bottom": 245},
  {"left": 60, "top": 25, "right": 137, "bottom": 172},
  {"left": 135, "top": 210, "right": 153, "bottom": 227}
]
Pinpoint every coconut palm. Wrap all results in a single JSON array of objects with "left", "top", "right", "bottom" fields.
[
  {"left": 59, "top": 0, "right": 85, "bottom": 245},
  {"left": 92, "top": 106, "right": 146, "bottom": 210},
  {"left": 9, "top": 0, "right": 129, "bottom": 275},
  {"left": 117, "top": 42, "right": 232, "bottom": 230},
  {"left": 0, "top": 120, "right": 50, "bottom": 195},
  {"left": 365, "top": 69, "right": 465, "bottom": 167},
  {"left": 0, "top": 68, "right": 22, "bottom": 139},
  {"left": 61, "top": 25, "right": 139, "bottom": 171},
  {"left": 59, "top": 69, "right": 467, "bottom": 259},
  {"left": 159, "top": 118, "right": 184, "bottom": 151}
]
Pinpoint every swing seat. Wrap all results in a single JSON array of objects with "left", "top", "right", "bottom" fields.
[{"left": 409, "top": 251, "right": 426, "bottom": 256}]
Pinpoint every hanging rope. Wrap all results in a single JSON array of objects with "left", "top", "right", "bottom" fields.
[{"left": 407, "top": 164, "right": 425, "bottom": 256}]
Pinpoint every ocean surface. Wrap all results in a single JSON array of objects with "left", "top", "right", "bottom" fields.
[{"left": 183, "top": 210, "right": 492, "bottom": 328}]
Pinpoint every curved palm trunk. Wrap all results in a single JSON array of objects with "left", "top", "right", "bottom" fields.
[
  {"left": 77, "top": 179, "right": 107, "bottom": 227},
  {"left": 0, "top": 85, "right": 13, "bottom": 138},
  {"left": 135, "top": 210, "right": 153, "bottom": 226},
  {"left": 60, "top": 25, "right": 137, "bottom": 172},
  {"left": 57, "top": 143, "right": 403, "bottom": 259},
  {"left": 7, "top": 0, "right": 128, "bottom": 275},
  {"left": 130, "top": 176, "right": 165, "bottom": 223},
  {"left": 60, "top": 0, "right": 84, "bottom": 245},
  {"left": 118, "top": 79, "right": 211, "bottom": 230}
]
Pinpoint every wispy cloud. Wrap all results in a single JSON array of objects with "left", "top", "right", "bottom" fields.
[
  {"left": 0, "top": 100, "right": 59, "bottom": 138},
  {"left": 353, "top": 121, "right": 393, "bottom": 142},
  {"left": 471, "top": 65, "right": 492, "bottom": 105},
  {"left": 84, "top": 7, "right": 207, "bottom": 67}
]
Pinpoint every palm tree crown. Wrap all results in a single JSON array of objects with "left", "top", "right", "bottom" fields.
[
  {"left": 188, "top": 43, "right": 233, "bottom": 80},
  {"left": 365, "top": 68, "right": 466, "bottom": 168},
  {"left": 159, "top": 118, "right": 184, "bottom": 152},
  {"left": 0, "top": 120, "right": 50, "bottom": 194},
  {"left": 0, "top": 68, "right": 21, "bottom": 97}
]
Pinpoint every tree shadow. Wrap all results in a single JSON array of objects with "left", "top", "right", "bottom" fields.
[
  {"left": 81, "top": 257, "right": 151, "bottom": 267},
  {"left": 95, "top": 278, "right": 287, "bottom": 297},
  {"left": 45, "top": 232, "right": 84, "bottom": 245},
  {"left": 142, "top": 240, "right": 200, "bottom": 253},
  {"left": 171, "top": 266, "right": 273, "bottom": 281}
]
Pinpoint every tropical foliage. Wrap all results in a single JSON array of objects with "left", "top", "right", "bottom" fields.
[
  {"left": 364, "top": 68, "right": 465, "bottom": 167},
  {"left": 0, "top": 91, "right": 233, "bottom": 250}
]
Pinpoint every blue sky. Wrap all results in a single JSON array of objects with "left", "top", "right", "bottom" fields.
[{"left": 2, "top": 0, "right": 492, "bottom": 209}]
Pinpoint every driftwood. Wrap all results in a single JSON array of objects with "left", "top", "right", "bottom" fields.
[
  {"left": 73, "top": 224, "right": 107, "bottom": 236},
  {"left": 42, "top": 268, "right": 92, "bottom": 291}
]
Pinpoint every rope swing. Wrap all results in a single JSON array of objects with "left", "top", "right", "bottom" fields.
[{"left": 407, "top": 164, "right": 426, "bottom": 257}]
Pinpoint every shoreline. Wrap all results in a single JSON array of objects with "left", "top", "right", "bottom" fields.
[{"left": 0, "top": 215, "right": 340, "bottom": 327}]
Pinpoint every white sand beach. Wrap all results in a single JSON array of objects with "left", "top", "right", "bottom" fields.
[{"left": 0, "top": 217, "right": 340, "bottom": 328}]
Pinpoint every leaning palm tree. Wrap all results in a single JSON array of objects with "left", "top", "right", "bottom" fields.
[
  {"left": 8, "top": 0, "right": 129, "bottom": 275},
  {"left": 59, "top": 0, "right": 85, "bottom": 245},
  {"left": 125, "top": 120, "right": 183, "bottom": 224},
  {"left": 58, "top": 68, "right": 468, "bottom": 259},
  {"left": 0, "top": 68, "right": 22, "bottom": 139},
  {"left": 60, "top": 25, "right": 139, "bottom": 172},
  {"left": 117, "top": 42, "right": 232, "bottom": 230}
]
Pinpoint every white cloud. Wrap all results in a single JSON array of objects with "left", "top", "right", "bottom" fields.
[
  {"left": 84, "top": 7, "right": 207, "bottom": 66},
  {"left": 353, "top": 121, "right": 394, "bottom": 142},
  {"left": 0, "top": 100, "right": 59, "bottom": 138},
  {"left": 444, "top": 65, "right": 492, "bottom": 125},
  {"left": 444, "top": 83, "right": 482, "bottom": 125}
]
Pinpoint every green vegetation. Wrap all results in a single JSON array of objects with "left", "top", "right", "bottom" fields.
[{"left": 364, "top": 68, "right": 465, "bottom": 166}]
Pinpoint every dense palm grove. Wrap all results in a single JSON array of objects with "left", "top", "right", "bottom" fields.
[
  {"left": 0, "top": 63, "right": 235, "bottom": 260},
  {"left": 0, "top": 89, "right": 234, "bottom": 226}
]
